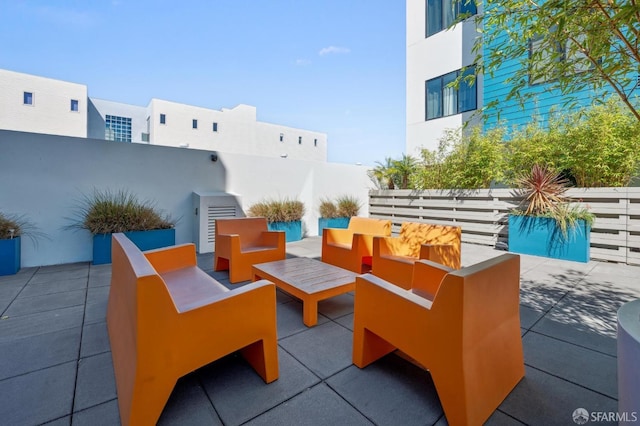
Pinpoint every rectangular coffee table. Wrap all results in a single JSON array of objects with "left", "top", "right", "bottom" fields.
[{"left": 252, "top": 257, "right": 358, "bottom": 327}]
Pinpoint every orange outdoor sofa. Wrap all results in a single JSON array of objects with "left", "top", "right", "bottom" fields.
[
  {"left": 372, "top": 221, "right": 461, "bottom": 289},
  {"left": 107, "top": 233, "right": 279, "bottom": 426},
  {"left": 353, "top": 253, "right": 524, "bottom": 425},
  {"left": 321, "top": 216, "right": 392, "bottom": 273},
  {"left": 214, "top": 217, "right": 286, "bottom": 283}
]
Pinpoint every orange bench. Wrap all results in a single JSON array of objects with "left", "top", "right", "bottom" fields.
[
  {"left": 107, "top": 233, "right": 279, "bottom": 426},
  {"left": 214, "top": 217, "right": 286, "bottom": 283},
  {"left": 372, "top": 222, "right": 461, "bottom": 289},
  {"left": 321, "top": 216, "right": 391, "bottom": 273},
  {"left": 353, "top": 254, "right": 524, "bottom": 425}
]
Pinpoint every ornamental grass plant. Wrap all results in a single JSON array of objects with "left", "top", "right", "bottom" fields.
[
  {"left": 0, "top": 212, "right": 45, "bottom": 242},
  {"left": 318, "top": 196, "right": 361, "bottom": 218},
  {"left": 247, "top": 198, "right": 305, "bottom": 223},
  {"left": 73, "top": 189, "right": 174, "bottom": 235}
]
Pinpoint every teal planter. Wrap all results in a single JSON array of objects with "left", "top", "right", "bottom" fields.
[
  {"left": 93, "top": 228, "right": 176, "bottom": 265},
  {"left": 508, "top": 215, "right": 590, "bottom": 262},
  {"left": 0, "top": 237, "right": 20, "bottom": 276},
  {"left": 318, "top": 217, "right": 350, "bottom": 236},
  {"left": 268, "top": 221, "right": 302, "bottom": 243}
]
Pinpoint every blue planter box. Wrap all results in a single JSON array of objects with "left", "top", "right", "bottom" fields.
[
  {"left": 268, "top": 221, "right": 302, "bottom": 243},
  {"left": 318, "top": 217, "right": 350, "bottom": 236},
  {"left": 93, "top": 228, "right": 176, "bottom": 265},
  {"left": 508, "top": 215, "right": 590, "bottom": 262},
  {"left": 0, "top": 237, "right": 20, "bottom": 276}
]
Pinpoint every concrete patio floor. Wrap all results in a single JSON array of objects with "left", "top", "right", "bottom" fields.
[{"left": 0, "top": 236, "right": 638, "bottom": 425}]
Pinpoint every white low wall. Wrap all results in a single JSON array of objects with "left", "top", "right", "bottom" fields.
[
  {"left": 370, "top": 188, "right": 640, "bottom": 264},
  {"left": 0, "top": 130, "right": 372, "bottom": 267}
]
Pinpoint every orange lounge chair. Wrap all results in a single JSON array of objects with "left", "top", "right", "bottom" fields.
[
  {"left": 321, "top": 216, "right": 391, "bottom": 273},
  {"left": 214, "top": 217, "right": 286, "bottom": 283},
  {"left": 353, "top": 254, "right": 524, "bottom": 426},
  {"left": 108, "top": 233, "right": 279, "bottom": 426},
  {"left": 372, "top": 222, "right": 461, "bottom": 289}
]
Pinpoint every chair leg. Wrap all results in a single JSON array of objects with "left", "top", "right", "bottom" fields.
[
  {"left": 214, "top": 255, "right": 228, "bottom": 272},
  {"left": 240, "top": 338, "right": 279, "bottom": 383},
  {"left": 353, "top": 327, "right": 396, "bottom": 368},
  {"left": 126, "top": 375, "right": 177, "bottom": 426}
]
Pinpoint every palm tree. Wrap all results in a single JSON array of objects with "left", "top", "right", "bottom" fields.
[
  {"left": 370, "top": 157, "right": 397, "bottom": 189},
  {"left": 391, "top": 154, "right": 418, "bottom": 189}
]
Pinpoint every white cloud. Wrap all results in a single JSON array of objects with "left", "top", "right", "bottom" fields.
[{"left": 318, "top": 46, "right": 351, "bottom": 56}]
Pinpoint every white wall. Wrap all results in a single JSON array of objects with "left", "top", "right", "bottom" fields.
[
  {"left": 0, "top": 130, "right": 370, "bottom": 267},
  {"left": 148, "top": 100, "right": 327, "bottom": 161},
  {"left": 0, "top": 69, "right": 87, "bottom": 138},
  {"left": 406, "top": 0, "right": 481, "bottom": 156}
]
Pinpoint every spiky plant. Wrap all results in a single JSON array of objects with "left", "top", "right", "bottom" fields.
[
  {"left": 0, "top": 213, "right": 22, "bottom": 240},
  {"left": 516, "top": 165, "right": 569, "bottom": 216}
]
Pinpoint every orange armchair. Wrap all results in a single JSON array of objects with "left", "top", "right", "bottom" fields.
[
  {"left": 372, "top": 222, "right": 461, "bottom": 289},
  {"left": 353, "top": 254, "right": 524, "bottom": 426},
  {"left": 321, "top": 216, "right": 391, "bottom": 273},
  {"left": 108, "top": 233, "right": 279, "bottom": 426},
  {"left": 214, "top": 217, "right": 286, "bottom": 283}
]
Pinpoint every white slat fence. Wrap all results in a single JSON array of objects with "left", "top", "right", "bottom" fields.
[{"left": 369, "top": 187, "right": 640, "bottom": 264}]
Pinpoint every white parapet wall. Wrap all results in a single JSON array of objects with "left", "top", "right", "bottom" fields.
[{"left": 0, "top": 130, "right": 372, "bottom": 267}]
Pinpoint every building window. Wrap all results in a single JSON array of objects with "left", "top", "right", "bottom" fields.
[
  {"left": 425, "top": 66, "right": 476, "bottom": 120},
  {"left": 105, "top": 115, "right": 132, "bottom": 142},
  {"left": 279, "top": 133, "right": 284, "bottom": 142},
  {"left": 314, "top": 138, "right": 318, "bottom": 147},
  {"left": 23, "top": 92, "right": 33, "bottom": 105},
  {"left": 212, "top": 122, "right": 218, "bottom": 132},
  {"left": 298, "top": 136, "right": 302, "bottom": 145},
  {"left": 160, "top": 113, "right": 166, "bottom": 124},
  {"left": 70, "top": 99, "right": 79, "bottom": 112},
  {"left": 426, "top": 0, "right": 476, "bottom": 37},
  {"left": 528, "top": 30, "right": 590, "bottom": 85},
  {"left": 192, "top": 119, "right": 198, "bottom": 129}
]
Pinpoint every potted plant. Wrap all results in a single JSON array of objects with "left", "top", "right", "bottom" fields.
[
  {"left": 247, "top": 198, "right": 305, "bottom": 242},
  {"left": 0, "top": 212, "right": 45, "bottom": 276},
  {"left": 72, "top": 189, "right": 176, "bottom": 265},
  {"left": 508, "top": 165, "right": 595, "bottom": 262},
  {"left": 317, "top": 195, "right": 361, "bottom": 236}
]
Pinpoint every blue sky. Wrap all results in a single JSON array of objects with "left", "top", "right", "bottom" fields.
[{"left": 0, "top": 1, "right": 406, "bottom": 165}]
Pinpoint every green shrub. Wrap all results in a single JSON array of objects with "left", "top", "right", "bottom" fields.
[
  {"left": 74, "top": 189, "right": 174, "bottom": 235},
  {"left": 412, "top": 127, "right": 506, "bottom": 190},
  {"left": 248, "top": 198, "right": 305, "bottom": 222}
]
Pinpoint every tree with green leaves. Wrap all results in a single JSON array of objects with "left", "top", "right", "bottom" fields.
[
  {"left": 391, "top": 154, "right": 419, "bottom": 189},
  {"left": 472, "top": 0, "right": 640, "bottom": 120},
  {"left": 369, "top": 157, "right": 397, "bottom": 189}
]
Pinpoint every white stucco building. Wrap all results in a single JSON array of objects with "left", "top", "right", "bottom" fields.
[
  {"left": 406, "top": 0, "right": 481, "bottom": 157},
  {"left": 1, "top": 69, "right": 327, "bottom": 162},
  {"left": 0, "top": 69, "right": 88, "bottom": 138}
]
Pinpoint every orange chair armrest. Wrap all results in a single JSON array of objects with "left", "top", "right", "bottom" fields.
[
  {"left": 324, "top": 228, "right": 353, "bottom": 246},
  {"left": 374, "top": 236, "right": 403, "bottom": 257},
  {"left": 411, "top": 259, "right": 453, "bottom": 300},
  {"left": 358, "top": 273, "right": 433, "bottom": 310},
  {"left": 260, "top": 231, "right": 285, "bottom": 247},
  {"left": 215, "top": 234, "right": 241, "bottom": 257},
  {"left": 419, "top": 243, "right": 460, "bottom": 269},
  {"left": 143, "top": 244, "right": 197, "bottom": 274}
]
